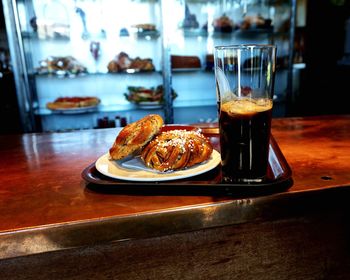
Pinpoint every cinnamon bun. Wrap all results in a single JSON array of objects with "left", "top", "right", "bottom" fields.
[{"left": 141, "top": 130, "right": 213, "bottom": 172}]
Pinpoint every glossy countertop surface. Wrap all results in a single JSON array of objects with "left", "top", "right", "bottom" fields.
[{"left": 1, "top": 115, "right": 350, "bottom": 259}]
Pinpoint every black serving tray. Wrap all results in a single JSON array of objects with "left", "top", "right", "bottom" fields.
[{"left": 82, "top": 132, "right": 293, "bottom": 197}]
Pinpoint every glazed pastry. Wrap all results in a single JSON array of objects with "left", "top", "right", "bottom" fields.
[
  {"left": 213, "top": 14, "right": 234, "bottom": 33},
  {"left": 129, "top": 57, "right": 155, "bottom": 71},
  {"left": 109, "top": 114, "right": 164, "bottom": 160},
  {"left": 107, "top": 52, "right": 132, "bottom": 73},
  {"left": 240, "top": 15, "right": 272, "bottom": 30},
  {"left": 107, "top": 52, "right": 155, "bottom": 73},
  {"left": 141, "top": 130, "right": 213, "bottom": 172}
]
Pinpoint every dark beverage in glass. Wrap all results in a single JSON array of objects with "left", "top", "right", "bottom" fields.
[
  {"left": 214, "top": 44, "right": 276, "bottom": 183},
  {"left": 219, "top": 98, "right": 273, "bottom": 183}
]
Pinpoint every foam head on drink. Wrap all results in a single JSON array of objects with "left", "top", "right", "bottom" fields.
[{"left": 219, "top": 97, "right": 273, "bottom": 183}]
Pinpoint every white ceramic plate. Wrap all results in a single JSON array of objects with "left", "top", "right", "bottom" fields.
[{"left": 95, "top": 150, "right": 221, "bottom": 182}]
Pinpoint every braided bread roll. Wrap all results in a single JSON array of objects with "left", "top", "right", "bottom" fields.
[
  {"left": 109, "top": 114, "right": 163, "bottom": 160},
  {"left": 141, "top": 130, "right": 213, "bottom": 172}
]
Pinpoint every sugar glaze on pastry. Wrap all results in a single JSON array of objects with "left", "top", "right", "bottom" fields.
[{"left": 141, "top": 129, "right": 213, "bottom": 172}]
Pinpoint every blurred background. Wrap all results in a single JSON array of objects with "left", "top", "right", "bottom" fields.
[{"left": 0, "top": 0, "right": 349, "bottom": 134}]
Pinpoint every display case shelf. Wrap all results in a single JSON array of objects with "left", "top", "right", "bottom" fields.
[{"left": 3, "top": 0, "right": 296, "bottom": 132}]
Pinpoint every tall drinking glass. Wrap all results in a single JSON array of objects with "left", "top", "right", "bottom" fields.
[{"left": 214, "top": 44, "right": 277, "bottom": 183}]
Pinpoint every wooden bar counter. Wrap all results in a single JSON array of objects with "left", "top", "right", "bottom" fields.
[{"left": 1, "top": 115, "right": 350, "bottom": 279}]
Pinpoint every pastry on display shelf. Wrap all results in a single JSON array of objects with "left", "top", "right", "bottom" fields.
[
  {"left": 107, "top": 52, "right": 155, "bottom": 73},
  {"left": 213, "top": 14, "right": 235, "bottom": 33},
  {"left": 107, "top": 52, "right": 132, "bottom": 72},
  {"left": 36, "top": 56, "right": 87, "bottom": 76},
  {"left": 129, "top": 57, "right": 155, "bottom": 72},
  {"left": 132, "top": 23, "right": 157, "bottom": 32},
  {"left": 131, "top": 23, "right": 160, "bottom": 38},
  {"left": 239, "top": 15, "right": 272, "bottom": 30},
  {"left": 171, "top": 55, "right": 201, "bottom": 70},
  {"left": 46, "top": 96, "right": 100, "bottom": 110}
]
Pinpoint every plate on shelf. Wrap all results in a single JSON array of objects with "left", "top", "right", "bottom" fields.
[
  {"left": 35, "top": 70, "right": 88, "bottom": 78},
  {"left": 135, "top": 30, "right": 160, "bottom": 39},
  {"left": 48, "top": 105, "right": 99, "bottom": 114},
  {"left": 95, "top": 150, "right": 221, "bottom": 182},
  {"left": 124, "top": 68, "right": 156, "bottom": 74},
  {"left": 132, "top": 101, "right": 163, "bottom": 109},
  {"left": 46, "top": 96, "right": 101, "bottom": 114}
]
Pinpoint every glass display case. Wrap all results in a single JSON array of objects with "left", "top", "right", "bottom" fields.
[{"left": 2, "top": 0, "right": 296, "bottom": 132}]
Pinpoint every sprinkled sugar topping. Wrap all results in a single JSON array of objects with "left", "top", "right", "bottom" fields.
[
  {"left": 141, "top": 128, "right": 212, "bottom": 172},
  {"left": 154, "top": 130, "right": 204, "bottom": 152}
]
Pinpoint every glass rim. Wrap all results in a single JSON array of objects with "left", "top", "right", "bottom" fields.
[{"left": 214, "top": 44, "right": 276, "bottom": 51}]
